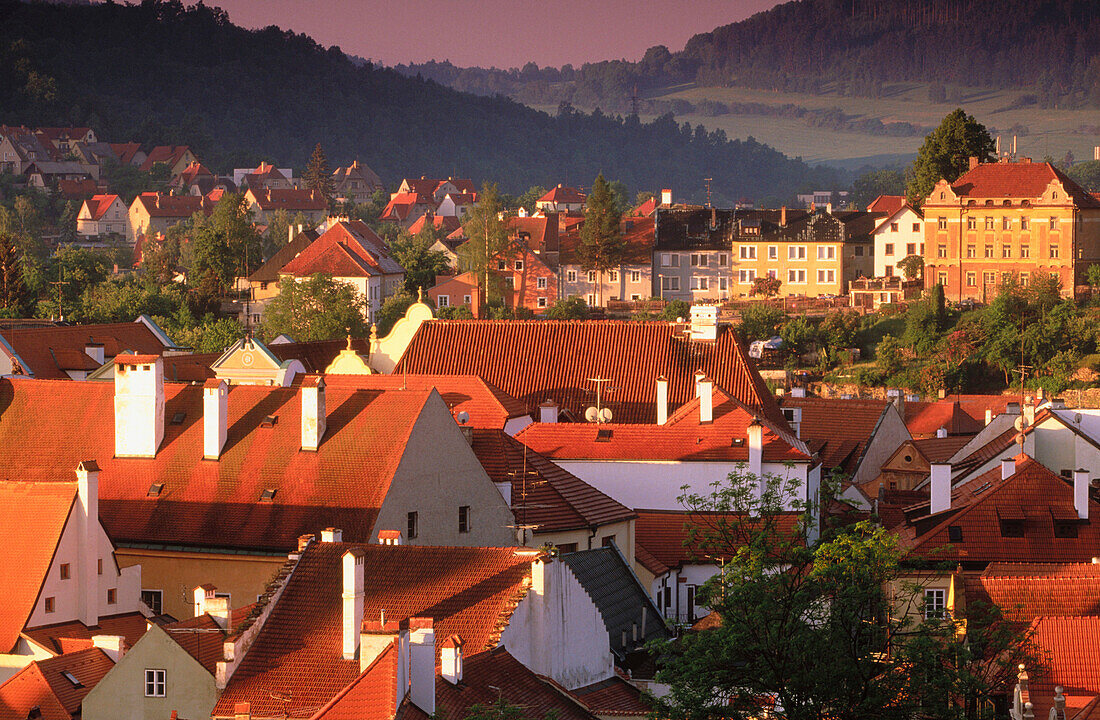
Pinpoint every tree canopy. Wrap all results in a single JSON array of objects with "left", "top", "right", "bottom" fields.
[
  {"left": 577, "top": 174, "right": 625, "bottom": 305},
  {"left": 261, "top": 273, "right": 368, "bottom": 342},
  {"left": 906, "top": 109, "right": 996, "bottom": 205}
]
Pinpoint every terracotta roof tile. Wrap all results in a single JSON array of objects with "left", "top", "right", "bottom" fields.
[
  {"left": 946, "top": 161, "right": 1100, "bottom": 208},
  {"left": 280, "top": 221, "right": 403, "bottom": 278},
  {"left": 163, "top": 604, "right": 257, "bottom": 674},
  {"left": 779, "top": 396, "right": 889, "bottom": 473},
  {"left": 247, "top": 188, "right": 327, "bottom": 212},
  {"left": 559, "top": 217, "right": 653, "bottom": 265},
  {"left": 308, "top": 641, "right": 398, "bottom": 720},
  {"left": 539, "top": 186, "right": 586, "bottom": 204},
  {"left": 0, "top": 648, "right": 113, "bottom": 720},
  {"left": 83, "top": 194, "right": 121, "bottom": 222},
  {"left": 0, "top": 321, "right": 171, "bottom": 380},
  {"left": 23, "top": 612, "right": 149, "bottom": 656},
  {"left": 214, "top": 542, "right": 534, "bottom": 719},
  {"left": 570, "top": 675, "right": 651, "bottom": 715},
  {"left": 395, "top": 321, "right": 788, "bottom": 427},
  {"left": 635, "top": 510, "right": 802, "bottom": 571},
  {"left": 967, "top": 563, "right": 1100, "bottom": 622},
  {"left": 866, "top": 194, "right": 907, "bottom": 214},
  {"left": 1029, "top": 616, "right": 1100, "bottom": 694},
  {"left": 133, "top": 192, "right": 211, "bottom": 219},
  {"left": 140, "top": 145, "right": 191, "bottom": 172}
]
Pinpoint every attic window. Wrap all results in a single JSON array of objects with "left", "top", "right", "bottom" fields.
[
  {"left": 1054, "top": 521, "right": 1079, "bottom": 538},
  {"left": 170, "top": 412, "right": 186, "bottom": 425},
  {"left": 947, "top": 525, "right": 963, "bottom": 543},
  {"left": 261, "top": 415, "right": 278, "bottom": 428},
  {"left": 731, "top": 437, "right": 745, "bottom": 447},
  {"left": 147, "top": 483, "right": 164, "bottom": 498},
  {"left": 596, "top": 428, "right": 613, "bottom": 441},
  {"left": 260, "top": 488, "right": 277, "bottom": 502},
  {"left": 60, "top": 671, "right": 82, "bottom": 688}
]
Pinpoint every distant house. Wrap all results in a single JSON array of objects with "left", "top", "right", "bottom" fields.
[
  {"left": 58, "top": 178, "right": 101, "bottom": 201},
  {"left": 427, "top": 271, "right": 480, "bottom": 314},
  {"left": 236, "top": 162, "right": 294, "bottom": 192},
  {"left": 25, "top": 160, "right": 99, "bottom": 191},
  {"left": 35, "top": 126, "right": 97, "bottom": 153},
  {"left": 244, "top": 187, "right": 328, "bottom": 225},
  {"left": 0, "top": 131, "right": 55, "bottom": 174},
  {"left": 406, "top": 212, "right": 462, "bottom": 239},
  {"left": 108, "top": 142, "right": 146, "bottom": 168},
  {"left": 559, "top": 216, "right": 654, "bottom": 305},
  {"left": 332, "top": 159, "right": 383, "bottom": 203},
  {"left": 244, "top": 227, "right": 318, "bottom": 304},
  {"left": 397, "top": 176, "right": 477, "bottom": 203},
  {"left": 537, "top": 184, "right": 586, "bottom": 213},
  {"left": 437, "top": 191, "right": 477, "bottom": 218},
  {"left": 69, "top": 141, "right": 117, "bottom": 167},
  {"left": 380, "top": 190, "right": 435, "bottom": 229},
  {"left": 869, "top": 195, "right": 925, "bottom": 278},
  {"left": 169, "top": 161, "right": 216, "bottom": 195},
  {"left": 127, "top": 192, "right": 214, "bottom": 243},
  {"left": 139, "top": 145, "right": 196, "bottom": 177},
  {"left": 77, "top": 194, "right": 128, "bottom": 237}
]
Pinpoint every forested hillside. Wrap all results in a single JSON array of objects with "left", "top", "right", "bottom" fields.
[
  {"left": 0, "top": 0, "right": 838, "bottom": 204},
  {"left": 400, "top": 0, "right": 1100, "bottom": 112}
]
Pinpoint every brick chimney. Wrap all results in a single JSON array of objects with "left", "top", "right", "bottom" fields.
[
  {"left": 1075, "top": 469, "right": 1090, "bottom": 520},
  {"left": 968, "top": 156, "right": 979, "bottom": 170},
  {"left": 321, "top": 527, "right": 342, "bottom": 543},
  {"left": 76, "top": 461, "right": 100, "bottom": 627},
  {"left": 660, "top": 188, "right": 672, "bottom": 206},
  {"left": 114, "top": 356, "right": 165, "bottom": 458},
  {"left": 656, "top": 376, "right": 669, "bottom": 425},
  {"left": 342, "top": 549, "right": 366, "bottom": 660},
  {"left": 301, "top": 376, "right": 326, "bottom": 451},
  {"left": 409, "top": 618, "right": 436, "bottom": 714},
  {"left": 203, "top": 379, "right": 228, "bottom": 460},
  {"left": 780, "top": 206, "right": 787, "bottom": 227},
  {"left": 930, "top": 463, "right": 952, "bottom": 514}
]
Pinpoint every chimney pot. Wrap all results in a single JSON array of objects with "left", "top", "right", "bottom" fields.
[
  {"left": 301, "top": 376, "right": 327, "bottom": 451},
  {"left": 698, "top": 377, "right": 713, "bottom": 423},
  {"left": 297, "top": 534, "right": 314, "bottom": 551},
  {"left": 661, "top": 188, "right": 672, "bottom": 206},
  {"left": 321, "top": 527, "right": 342, "bottom": 543},
  {"left": 746, "top": 418, "right": 764, "bottom": 480},
  {"left": 539, "top": 399, "right": 559, "bottom": 424},
  {"left": 342, "top": 549, "right": 366, "bottom": 660},
  {"left": 203, "top": 379, "right": 228, "bottom": 460},
  {"left": 936, "top": 426, "right": 948, "bottom": 438},
  {"left": 781, "top": 205, "right": 787, "bottom": 226},
  {"left": 114, "top": 356, "right": 165, "bottom": 458}
]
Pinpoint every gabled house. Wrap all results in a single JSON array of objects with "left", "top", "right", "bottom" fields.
[
  {"left": 108, "top": 143, "right": 146, "bottom": 168},
  {"left": 869, "top": 195, "right": 925, "bottom": 278},
  {"left": 25, "top": 161, "right": 99, "bottom": 191},
  {"left": 0, "top": 647, "right": 116, "bottom": 720},
  {"left": 332, "top": 160, "right": 383, "bottom": 203},
  {"left": 68, "top": 141, "right": 117, "bottom": 168},
  {"left": 0, "top": 465, "right": 145, "bottom": 682},
  {"left": 406, "top": 211, "right": 462, "bottom": 240},
  {"left": 244, "top": 226, "right": 319, "bottom": 303},
  {"left": 437, "top": 191, "right": 477, "bottom": 218},
  {"left": 244, "top": 188, "right": 328, "bottom": 225},
  {"left": 210, "top": 336, "right": 305, "bottom": 386},
  {"left": 279, "top": 219, "right": 405, "bottom": 323},
  {"left": 426, "top": 271, "right": 480, "bottom": 314},
  {"left": 558, "top": 216, "right": 654, "bottom": 305},
  {"left": 380, "top": 191, "right": 435, "bottom": 229},
  {"left": 397, "top": 176, "right": 476, "bottom": 203},
  {"left": 0, "top": 131, "right": 56, "bottom": 174},
  {"left": 35, "top": 127, "right": 97, "bottom": 153},
  {"left": 127, "top": 192, "right": 214, "bottom": 244},
  {"left": 139, "top": 146, "right": 196, "bottom": 177},
  {"left": 168, "top": 161, "right": 216, "bottom": 195},
  {"left": 77, "top": 194, "right": 128, "bottom": 237},
  {"left": 235, "top": 162, "right": 294, "bottom": 192},
  {"left": 537, "top": 185, "right": 586, "bottom": 213}
]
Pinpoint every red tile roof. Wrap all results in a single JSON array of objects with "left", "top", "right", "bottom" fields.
[
  {"left": 0, "top": 648, "right": 113, "bottom": 720},
  {"left": 214, "top": 542, "right": 534, "bottom": 719},
  {"left": 947, "top": 161, "right": 1100, "bottom": 208},
  {"left": 966, "top": 563, "right": 1100, "bottom": 622},
  {"left": 570, "top": 675, "right": 651, "bottom": 716},
  {"left": 866, "top": 194, "right": 907, "bottom": 214},
  {"left": 0, "top": 320, "right": 172, "bottom": 379},
  {"left": 559, "top": 217, "right": 653, "bottom": 265},
  {"left": 0, "top": 482, "right": 75, "bottom": 653},
  {"left": 163, "top": 605, "right": 258, "bottom": 674},
  {"left": 108, "top": 142, "right": 142, "bottom": 166},
  {"left": 83, "top": 194, "right": 121, "bottom": 222},
  {"left": 382, "top": 192, "right": 434, "bottom": 221},
  {"left": 1029, "top": 616, "right": 1100, "bottom": 696},
  {"left": 133, "top": 192, "right": 212, "bottom": 218},
  {"left": 406, "top": 214, "right": 461, "bottom": 236},
  {"left": 0, "top": 378, "right": 435, "bottom": 551},
  {"left": 247, "top": 188, "right": 327, "bottom": 212},
  {"left": 539, "top": 185, "right": 586, "bottom": 204},
  {"left": 630, "top": 196, "right": 657, "bottom": 217},
  {"left": 178, "top": 161, "right": 214, "bottom": 184},
  {"left": 517, "top": 386, "right": 808, "bottom": 463},
  {"left": 395, "top": 320, "right": 788, "bottom": 427},
  {"left": 912, "top": 435, "right": 973, "bottom": 462},
  {"left": 57, "top": 178, "right": 98, "bottom": 200},
  {"left": 472, "top": 429, "right": 634, "bottom": 533},
  {"left": 308, "top": 641, "right": 399, "bottom": 720},
  {"left": 280, "top": 220, "right": 403, "bottom": 278},
  {"left": 635, "top": 509, "right": 802, "bottom": 573},
  {"left": 140, "top": 145, "right": 191, "bottom": 172},
  {"left": 902, "top": 455, "right": 1100, "bottom": 563},
  {"left": 779, "top": 396, "right": 889, "bottom": 473},
  {"left": 22, "top": 612, "right": 149, "bottom": 656}
]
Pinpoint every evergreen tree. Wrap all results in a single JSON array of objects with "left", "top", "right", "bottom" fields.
[
  {"left": 458, "top": 182, "right": 509, "bottom": 314},
  {"left": 577, "top": 174, "right": 625, "bottom": 306},
  {"left": 906, "top": 109, "right": 995, "bottom": 205},
  {"left": 303, "top": 143, "right": 336, "bottom": 209},
  {"left": 0, "top": 233, "right": 29, "bottom": 317}
]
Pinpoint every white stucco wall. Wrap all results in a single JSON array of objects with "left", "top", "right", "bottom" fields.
[
  {"left": 651, "top": 564, "right": 718, "bottom": 625},
  {"left": 499, "top": 558, "right": 613, "bottom": 690},
  {"left": 874, "top": 207, "right": 924, "bottom": 278}
]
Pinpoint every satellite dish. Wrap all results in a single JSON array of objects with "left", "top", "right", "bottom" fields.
[
  {"left": 1013, "top": 416, "right": 1029, "bottom": 433},
  {"left": 456, "top": 411, "right": 470, "bottom": 425},
  {"left": 599, "top": 407, "right": 613, "bottom": 423},
  {"left": 585, "top": 406, "right": 599, "bottom": 423}
]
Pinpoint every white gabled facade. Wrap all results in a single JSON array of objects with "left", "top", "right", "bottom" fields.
[{"left": 874, "top": 205, "right": 924, "bottom": 278}]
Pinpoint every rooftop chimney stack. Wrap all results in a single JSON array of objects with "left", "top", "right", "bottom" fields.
[
  {"left": 930, "top": 463, "right": 952, "bottom": 515},
  {"left": 969, "top": 156, "right": 980, "bottom": 170},
  {"left": 936, "top": 426, "right": 948, "bottom": 439},
  {"left": 539, "top": 399, "right": 559, "bottom": 424},
  {"left": 301, "top": 376, "right": 327, "bottom": 451},
  {"left": 1075, "top": 469, "right": 1090, "bottom": 520},
  {"left": 76, "top": 460, "right": 100, "bottom": 627},
  {"left": 698, "top": 376, "right": 713, "bottom": 423},
  {"left": 409, "top": 618, "right": 436, "bottom": 714},
  {"left": 781, "top": 206, "right": 787, "bottom": 226},
  {"left": 193, "top": 584, "right": 216, "bottom": 617},
  {"left": 203, "top": 379, "right": 228, "bottom": 460},
  {"left": 114, "top": 356, "right": 165, "bottom": 458},
  {"left": 342, "top": 549, "right": 366, "bottom": 660},
  {"left": 656, "top": 376, "right": 669, "bottom": 425},
  {"left": 321, "top": 527, "right": 343, "bottom": 543},
  {"left": 660, "top": 188, "right": 671, "bottom": 206},
  {"left": 91, "top": 635, "right": 125, "bottom": 663},
  {"left": 747, "top": 418, "right": 763, "bottom": 480},
  {"left": 1002, "top": 457, "right": 1015, "bottom": 480}
]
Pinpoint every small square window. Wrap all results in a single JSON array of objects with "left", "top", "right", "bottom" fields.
[
  {"left": 458, "top": 506, "right": 471, "bottom": 534},
  {"left": 107, "top": 588, "right": 117, "bottom": 605},
  {"left": 141, "top": 590, "right": 163, "bottom": 614},
  {"left": 536, "top": 277, "right": 547, "bottom": 289},
  {"left": 537, "top": 297, "right": 547, "bottom": 308},
  {"left": 45, "top": 597, "right": 55, "bottom": 613},
  {"left": 514, "top": 260, "right": 523, "bottom": 271},
  {"left": 497, "top": 260, "right": 506, "bottom": 270},
  {"left": 912, "top": 222, "right": 921, "bottom": 232}
]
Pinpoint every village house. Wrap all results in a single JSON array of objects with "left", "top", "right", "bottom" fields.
[
  {"left": 25, "top": 160, "right": 99, "bottom": 192},
  {"left": 139, "top": 145, "right": 196, "bottom": 177},
  {"left": 653, "top": 207, "right": 738, "bottom": 302},
  {"left": 397, "top": 176, "right": 477, "bottom": 203},
  {"left": 869, "top": 194, "right": 925, "bottom": 278},
  {"left": 109, "top": 142, "right": 146, "bottom": 168},
  {"left": 127, "top": 192, "right": 214, "bottom": 244},
  {"left": 921, "top": 157, "right": 1100, "bottom": 301},
  {"left": 558, "top": 215, "right": 654, "bottom": 305},
  {"left": 243, "top": 187, "right": 328, "bottom": 225},
  {"left": 380, "top": 190, "right": 436, "bottom": 229},
  {"left": 68, "top": 140, "right": 118, "bottom": 168},
  {"left": 331, "top": 159, "right": 384, "bottom": 203},
  {"left": 0, "top": 646, "right": 118, "bottom": 720},
  {"left": 426, "top": 271, "right": 481, "bottom": 314},
  {"left": 436, "top": 191, "right": 477, "bottom": 218},
  {"left": 35, "top": 127, "right": 97, "bottom": 154},
  {"left": 77, "top": 194, "right": 129, "bottom": 237},
  {"left": 0, "top": 130, "right": 56, "bottom": 174},
  {"left": 537, "top": 184, "right": 587, "bottom": 213}
]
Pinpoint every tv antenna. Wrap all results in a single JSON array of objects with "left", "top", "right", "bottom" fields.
[
  {"left": 704, "top": 178, "right": 713, "bottom": 208},
  {"left": 505, "top": 443, "right": 547, "bottom": 545}
]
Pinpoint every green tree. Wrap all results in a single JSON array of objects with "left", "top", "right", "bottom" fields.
[
  {"left": 263, "top": 208, "right": 292, "bottom": 261},
  {"left": 516, "top": 185, "right": 548, "bottom": 214},
  {"left": 850, "top": 168, "right": 905, "bottom": 209},
  {"left": 1087, "top": 263, "right": 1100, "bottom": 293},
  {"left": 780, "top": 314, "right": 817, "bottom": 359},
  {"left": 0, "top": 232, "right": 30, "bottom": 317},
  {"left": 261, "top": 273, "right": 367, "bottom": 342},
  {"left": 167, "top": 314, "right": 245, "bottom": 354},
  {"left": 458, "top": 182, "right": 509, "bottom": 312},
  {"left": 374, "top": 291, "right": 415, "bottom": 336},
  {"left": 577, "top": 174, "right": 625, "bottom": 306},
  {"left": 545, "top": 296, "right": 590, "bottom": 320},
  {"left": 389, "top": 224, "right": 451, "bottom": 295},
  {"left": 897, "top": 254, "right": 924, "bottom": 281},
  {"left": 749, "top": 275, "right": 781, "bottom": 297},
  {"left": 659, "top": 299, "right": 690, "bottom": 321},
  {"left": 738, "top": 302, "right": 786, "bottom": 341},
  {"left": 436, "top": 304, "right": 474, "bottom": 320},
  {"left": 302, "top": 142, "right": 335, "bottom": 208},
  {"left": 906, "top": 109, "right": 996, "bottom": 205},
  {"left": 57, "top": 201, "right": 78, "bottom": 245},
  {"left": 78, "top": 276, "right": 188, "bottom": 324},
  {"left": 1067, "top": 160, "right": 1100, "bottom": 192}
]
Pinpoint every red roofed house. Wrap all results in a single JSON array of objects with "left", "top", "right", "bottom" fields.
[
  {"left": 397, "top": 177, "right": 476, "bottom": 203},
  {"left": 168, "top": 160, "right": 216, "bottom": 195},
  {"left": 76, "top": 194, "right": 128, "bottom": 238},
  {"left": 35, "top": 127, "right": 96, "bottom": 154},
  {"left": 244, "top": 187, "right": 328, "bottom": 225},
  {"left": 0, "top": 646, "right": 117, "bottom": 720},
  {"left": 380, "top": 191, "right": 436, "bottom": 229},
  {"left": 139, "top": 145, "right": 196, "bottom": 177},
  {"left": 57, "top": 178, "right": 100, "bottom": 202},
  {"left": 871, "top": 197, "right": 924, "bottom": 279},
  {"left": 0, "top": 465, "right": 145, "bottom": 682},
  {"left": 212, "top": 538, "right": 614, "bottom": 719},
  {"left": 1010, "top": 618, "right": 1100, "bottom": 720},
  {"left": 127, "top": 192, "right": 214, "bottom": 244},
  {"left": 537, "top": 184, "right": 587, "bottom": 213},
  {"left": 0, "top": 363, "right": 514, "bottom": 618},
  {"left": 558, "top": 216, "right": 654, "bottom": 305},
  {"left": 437, "top": 191, "right": 477, "bottom": 218},
  {"left": 108, "top": 143, "right": 146, "bottom": 168},
  {"left": 332, "top": 160, "right": 384, "bottom": 204},
  {"left": 922, "top": 158, "right": 1100, "bottom": 301},
  {"left": 405, "top": 211, "right": 461, "bottom": 239},
  {"left": 426, "top": 272, "right": 481, "bottom": 315},
  {"left": 237, "top": 162, "right": 293, "bottom": 192}
]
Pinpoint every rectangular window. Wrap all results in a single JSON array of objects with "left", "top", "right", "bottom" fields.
[
  {"left": 966, "top": 245, "right": 976, "bottom": 258},
  {"left": 884, "top": 243, "right": 895, "bottom": 256},
  {"left": 514, "top": 260, "right": 523, "bottom": 271},
  {"left": 817, "top": 269, "right": 835, "bottom": 283},
  {"left": 913, "top": 222, "right": 921, "bottom": 232},
  {"left": 587, "top": 293, "right": 595, "bottom": 305},
  {"left": 890, "top": 222, "right": 898, "bottom": 232},
  {"left": 691, "top": 276, "right": 709, "bottom": 291},
  {"left": 767, "top": 269, "right": 777, "bottom": 279},
  {"left": 885, "top": 264, "right": 893, "bottom": 277},
  {"left": 601, "top": 535, "right": 617, "bottom": 548},
  {"left": 1050, "top": 217, "right": 1058, "bottom": 230},
  {"left": 985, "top": 216, "right": 994, "bottom": 230},
  {"left": 504, "top": 276, "right": 514, "bottom": 288},
  {"left": 984, "top": 244, "right": 994, "bottom": 258},
  {"left": 817, "top": 246, "right": 835, "bottom": 260},
  {"left": 660, "top": 254, "right": 671, "bottom": 267},
  {"left": 537, "top": 297, "right": 547, "bottom": 308},
  {"left": 967, "top": 217, "right": 976, "bottom": 230},
  {"left": 718, "top": 254, "right": 728, "bottom": 266},
  {"left": 1021, "top": 217, "right": 1029, "bottom": 230},
  {"left": 690, "top": 253, "right": 708, "bottom": 267},
  {"left": 437, "top": 295, "right": 449, "bottom": 307},
  {"left": 984, "top": 271, "right": 996, "bottom": 285},
  {"left": 768, "top": 245, "right": 778, "bottom": 260},
  {"left": 98, "top": 559, "right": 103, "bottom": 575},
  {"left": 60, "top": 563, "right": 70, "bottom": 580},
  {"left": 787, "top": 269, "right": 806, "bottom": 284},
  {"left": 608, "top": 271, "right": 618, "bottom": 282},
  {"left": 854, "top": 246, "right": 864, "bottom": 256},
  {"left": 966, "top": 271, "right": 977, "bottom": 287},
  {"left": 1020, "top": 245, "right": 1030, "bottom": 259},
  {"left": 937, "top": 271, "right": 948, "bottom": 286},
  {"left": 536, "top": 277, "right": 547, "bottom": 289},
  {"left": 497, "top": 260, "right": 506, "bottom": 270},
  {"left": 738, "top": 269, "right": 757, "bottom": 283},
  {"left": 788, "top": 246, "right": 806, "bottom": 260},
  {"left": 566, "top": 270, "right": 577, "bottom": 282},
  {"left": 661, "top": 277, "right": 680, "bottom": 292},
  {"left": 407, "top": 511, "right": 418, "bottom": 539},
  {"left": 1002, "top": 245, "right": 1011, "bottom": 258},
  {"left": 458, "top": 506, "right": 470, "bottom": 534},
  {"left": 556, "top": 543, "right": 578, "bottom": 554},
  {"left": 1050, "top": 244, "right": 1060, "bottom": 259},
  {"left": 937, "top": 245, "right": 947, "bottom": 258},
  {"left": 906, "top": 243, "right": 916, "bottom": 256},
  {"left": 1002, "top": 217, "right": 1011, "bottom": 230},
  {"left": 1020, "top": 272, "right": 1030, "bottom": 286},
  {"left": 141, "top": 590, "right": 163, "bottom": 614},
  {"left": 719, "top": 277, "right": 728, "bottom": 291},
  {"left": 630, "top": 270, "right": 641, "bottom": 283},
  {"left": 938, "top": 217, "right": 948, "bottom": 230},
  {"left": 924, "top": 589, "right": 946, "bottom": 620},
  {"left": 584, "top": 270, "right": 595, "bottom": 283},
  {"left": 738, "top": 246, "right": 756, "bottom": 260},
  {"left": 107, "top": 588, "right": 117, "bottom": 605},
  {"left": 145, "top": 669, "right": 166, "bottom": 698},
  {"left": 463, "top": 295, "right": 471, "bottom": 305},
  {"left": 45, "top": 597, "right": 55, "bottom": 613}
]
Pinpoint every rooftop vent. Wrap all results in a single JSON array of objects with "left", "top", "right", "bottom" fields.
[
  {"left": 260, "top": 488, "right": 277, "bottom": 502},
  {"left": 170, "top": 412, "right": 186, "bottom": 425},
  {"left": 261, "top": 415, "right": 278, "bottom": 428},
  {"left": 147, "top": 483, "right": 164, "bottom": 498},
  {"left": 731, "top": 437, "right": 745, "bottom": 447}
]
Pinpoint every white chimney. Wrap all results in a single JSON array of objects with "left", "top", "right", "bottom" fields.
[
  {"left": 114, "top": 356, "right": 165, "bottom": 457},
  {"left": 85, "top": 342, "right": 105, "bottom": 365},
  {"left": 698, "top": 377, "right": 713, "bottom": 423},
  {"left": 747, "top": 418, "right": 763, "bottom": 479},
  {"left": 193, "top": 584, "right": 216, "bottom": 617},
  {"left": 288, "top": 224, "right": 295, "bottom": 244},
  {"left": 441, "top": 635, "right": 463, "bottom": 684},
  {"left": 930, "top": 463, "right": 952, "bottom": 515},
  {"left": 660, "top": 188, "right": 672, "bottom": 205},
  {"left": 656, "top": 376, "right": 669, "bottom": 425},
  {"left": 206, "top": 596, "right": 230, "bottom": 630},
  {"left": 936, "top": 426, "right": 948, "bottom": 438},
  {"left": 342, "top": 549, "right": 366, "bottom": 660},
  {"left": 539, "top": 400, "right": 559, "bottom": 424},
  {"left": 76, "top": 461, "right": 100, "bottom": 627},
  {"left": 409, "top": 618, "right": 436, "bottom": 714},
  {"left": 203, "top": 379, "right": 228, "bottom": 460},
  {"left": 1002, "top": 458, "right": 1015, "bottom": 480},
  {"left": 1075, "top": 469, "right": 1090, "bottom": 520},
  {"left": 985, "top": 409, "right": 993, "bottom": 426},
  {"left": 791, "top": 386, "right": 806, "bottom": 398},
  {"left": 321, "top": 527, "right": 343, "bottom": 543},
  {"left": 301, "top": 375, "right": 326, "bottom": 451},
  {"left": 91, "top": 635, "right": 124, "bottom": 663}
]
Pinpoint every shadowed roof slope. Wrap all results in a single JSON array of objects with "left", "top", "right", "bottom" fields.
[
  {"left": 966, "top": 563, "right": 1100, "bottom": 623},
  {"left": 394, "top": 320, "right": 787, "bottom": 427},
  {"left": 214, "top": 542, "right": 533, "bottom": 719},
  {"left": 0, "top": 648, "right": 113, "bottom": 720}
]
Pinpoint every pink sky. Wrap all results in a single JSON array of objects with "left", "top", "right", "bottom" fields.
[{"left": 209, "top": 0, "right": 782, "bottom": 68}]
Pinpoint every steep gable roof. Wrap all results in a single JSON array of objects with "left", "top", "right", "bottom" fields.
[
  {"left": 308, "top": 641, "right": 399, "bottom": 720},
  {"left": 0, "top": 320, "right": 173, "bottom": 379},
  {"left": 779, "top": 396, "right": 891, "bottom": 474},
  {"left": 162, "top": 605, "right": 258, "bottom": 673},
  {"left": 139, "top": 145, "right": 191, "bottom": 172},
  {"left": 82, "top": 194, "right": 122, "bottom": 221},
  {"left": 108, "top": 142, "right": 142, "bottom": 166},
  {"left": 22, "top": 613, "right": 148, "bottom": 656},
  {"left": 0, "top": 648, "right": 113, "bottom": 720},
  {"left": 0, "top": 378, "right": 435, "bottom": 552},
  {"left": 132, "top": 192, "right": 211, "bottom": 219},
  {"left": 406, "top": 214, "right": 461, "bottom": 236},
  {"left": 867, "top": 194, "right": 907, "bottom": 214},
  {"left": 247, "top": 229, "right": 319, "bottom": 283},
  {"left": 382, "top": 192, "right": 434, "bottom": 221},
  {"left": 967, "top": 563, "right": 1100, "bottom": 622},
  {"left": 214, "top": 542, "right": 534, "bottom": 719},
  {"left": 332, "top": 160, "right": 383, "bottom": 190},
  {"left": 0, "top": 482, "right": 75, "bottom": 652},
  {"left": 247, "top": 188, "right": 327, "bottom": 212},
  {"left": 394, "top": 320, "right": 787, "bottom": 427},
  {"left": 538, "top": 185, "right": 586, "bottom": 204},
  {"left": 280, "top": 220, "right": 403, "bottom": 278}
]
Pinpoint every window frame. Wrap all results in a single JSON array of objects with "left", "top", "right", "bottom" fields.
[
  {"left": 924, "top": 588, "right": 946, "bottom": 620},
  {"left": 145, "top": 668, "right": 166, "bottom": 698},
  {"left": 458, "top": 505, "right": 471, "bottom": 534}
]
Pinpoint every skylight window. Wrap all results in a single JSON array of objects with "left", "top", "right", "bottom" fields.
[
  {"left": 260, "top": 488, "right": 277, "bottom": 502},
  {"left": 596, "top": 428, "right": 613, "bottom": 441},
  {"left": 170, "top": 412, "right": 186, "bottom": 425},
  {"left": 147, "top": 483, "right": 164, "bottom": 498},
  {"left": 60, "top": 670, "right": 82, "bottom": 688},
  {"left": 261, "top": 415, "right": 278, "bottom": 428}
]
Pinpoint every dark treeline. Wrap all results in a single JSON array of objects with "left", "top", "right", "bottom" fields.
[
  {"left": 0, "top": 0, "right": 839, "bottom": 205},
  {"left": 399, "top": 0, "right": 1100, "bottom": 110}
]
